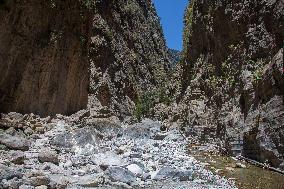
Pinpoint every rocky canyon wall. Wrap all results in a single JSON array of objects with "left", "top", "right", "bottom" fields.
[
  {"left": 88, "top": 0, "right": 170, "bottom": 118},
  {"left": 0, "top": 0, "right": 92, "bottom": 116},
  {"left": 181, "top": 0, "right": 284, "bottom": 169},
  {"left": 0, "top": 0, "right": 169, "bottom": 118}
]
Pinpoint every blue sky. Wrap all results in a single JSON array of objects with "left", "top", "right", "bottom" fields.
[{"left": 153, "top": 0, "right": 189, "bottom": 51}]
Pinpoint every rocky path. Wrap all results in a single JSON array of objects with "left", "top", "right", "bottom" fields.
[{"left": 0, "top": 114, "right": 236, "bottom": 189}]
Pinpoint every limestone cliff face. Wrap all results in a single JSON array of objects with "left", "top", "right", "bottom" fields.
[
  {"left": 88, "top": 0, "right": 169, "bottom": 117},
  {"left": 0, "top": 0, "right": 92, "bottom": 116},
  {"left": 182, "top": 0, "right": 283, "bottom": 75},
  {"left": 181, "top": 0, "right": 284, "bottom": 169},
  {"left": 0, "top": 0, "right": 169, "bottom": 117}
]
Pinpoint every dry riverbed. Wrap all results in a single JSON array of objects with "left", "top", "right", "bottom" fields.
[{"left": 189, "top": 143, "right": 284, "bottom": 189}]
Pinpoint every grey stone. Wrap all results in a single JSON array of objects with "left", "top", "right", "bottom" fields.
[
  {"left": 130, "top": 153, "right": 142, "bottom": 158},
  {"left": 38, "top": 150, "right": 59, "bottom": 164},
  {"left": 126, "top": 164, "right": 143, "bottom": 177},
  {"left": 0, "top": 133, "right": 30, "bottom": 151},
  {"left": 176, "top": 170, "right": 193, "bottom": 181},
  {"left": 154, "top": 133, "right": 168, "bottom": 140},
  {"left": 49, "top": 174, "right": 70, "bottom": 189},
  {"left": 50, "top": 128, "right": 99, "bottom": 155},
  {"left": 28, "top": 176, "right": 50, "bottom": 187},
  {"left": 77, "top": 174, "right": 105, "bottom": 187},
  {"left": 107, "top": 167, "right": 136, "bottom": 185},
  {"left": 236, "top": 162, "right": 246, "bottom": 168},
  {"left": 92, "top": 152, "right": 124, "bottom": 168},
  {"left": 0, "top": 144, "right": 8, "bottom": 150},
  {"left": 0, "top": 164, "right": 23, "bottom": 181},
  {"left": 153, "top": 166, "right": 179, "bottom": 180},
  {"left": 2, "top": 177, "right": 23, "bottom": 189},
  {"left": 19, "top": 185, "right": 35, "bottom": 189},
  {"left": 35, "top": 186, "right": 48, "bottom": 189},
  {"left": 142, "top": 173, "right": 151, "bottom": 181},
  {"left": 24, "top": 127, "right": 34, "bottom": 136},
  {"left": 10, "top": 151, "right": 26, "bottom": 165}
]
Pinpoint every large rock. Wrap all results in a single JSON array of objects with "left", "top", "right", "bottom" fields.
[
  {"left": 0, "top": 164, "right": 23, "bottom": 181},
  {"left": 92, "top": 152, "right": 125, "bottom": 169},
  {"left": 0, "top": 133, "right": 29, "bottom": 151},
  {"left": 106, "top": 167, "right": 136, "bottom": 185},
  {"left": 50, "top": 127, "right": 99, "bottom": 155},
  {"left": 28, "top": 176, "right": 50, "bottom": 187},
  {"left": 48, "top": 174, "right": 71, "bottom": 189},
  {"left": 126, "top": 164, "right": 143, "bottom": 177},
  {"left": 38, "top": 149, "right": 59, "bottom": 164},
  {"left": 153, "top": 166, "right": 179, "bottom": 180},
  {"left": 0, "top": 0, "right": 91, "bottom": 116},
  {"left": 10, "top": 150, "right": 27, "bottom": 165},
  {"left": 153, "top": 166, "right": 193, "bottom": 181},
  {"left": 24, "top": 171, "right": 50, "bottom": 187},
  {"left": 77, "top": 174, "right": 105, "bottom": 187}
]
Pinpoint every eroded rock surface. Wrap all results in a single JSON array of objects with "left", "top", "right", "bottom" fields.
[
  {"left": 88, "top": 0, "right": 170, "bottom": 118},
  {"left": 0, "top": 0, "right": 170, "bottom": 118},
  {"left": 0, "top": 0, "right": 91, "bottom": 116},
  {"left": 178, "top": 0, "right": 284, "bottom": 170}
]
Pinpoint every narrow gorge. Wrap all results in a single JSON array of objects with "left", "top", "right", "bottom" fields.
[{"left": 0, "top": 0, "right": 283, "bottom": 189}]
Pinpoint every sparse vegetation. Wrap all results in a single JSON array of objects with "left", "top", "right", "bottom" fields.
[
  {"left": 123, "top": 1, "right": 140, "bottom": 15},
  {"left": 221, "top": 58, "right": 237, "bottom": 88},
  {"left": 253, "top": 68, "right": 263, "bottom": 82},
  {"left": 50, "top": 30, "right": 63, "bottom": 44},
  {"left": 228, "top": 44, "right": 240, "bottom": 51},
  {"left": 49, "top": 0, "right": 56, "bottom": 8},
  {"left": 79, "top": 35, "right": 87, "bottom": 46},
  {"left": 182, "top": 0, "right": 195, "bottom": 61},
  {"left": 134, "top": 87, "right": 173, "bottom": 121},
  {"left": 250, "top": 59, "right": 265, "bottom": 83},
  {"left": 79, "top": 0, "right": 95, "bottom": 9},
  {"left": 134, "top": 91, "right": 155, "bottom": 121}
]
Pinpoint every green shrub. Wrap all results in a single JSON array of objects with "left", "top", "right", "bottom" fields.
[
  {"left": 134, "top": 87, "right": 173, "bottom": 121},
  {"left": 250, "top": 59, "right": 265, "bottom": 83},
  {"left": 253, "top": 68, "right": 262, "bottom": 82},
  {"left": 80, "top": 0, "right": 95, "bottom": 9},
  {"left": 134, "top": 91, "right": 156, "bottom": 121},
  {"left": 123, "top": 1, "right": 139, "bottom": 15},
  {"left": 134, "top": 98, "right": 143, "bottom": 121},
  {"left": 182, "top": 0, "right": 195, "bottom": 61},
  {"left": 158, "top": 87, "right": 172, "bottom": 106}
]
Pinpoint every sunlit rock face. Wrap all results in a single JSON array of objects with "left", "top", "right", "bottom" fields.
[
  {"left": 0, "top": 0, "right": 91, "bottom": 116},
  {"left": 180, "top": 0, "right": 284, "bottom": 169},
  {"left": 242, "top": 50, "right": 284, "bottom": 168},
  {"left": 0, "top": 0, "right": 170, "bottom": 117},
  {"left": 88, "top": 0, "right": 170, "bottom": 118}
]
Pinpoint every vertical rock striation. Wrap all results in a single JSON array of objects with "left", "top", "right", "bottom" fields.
[
  {"left": 0, "top": 0, "right": 169, "bottom": 117},
  {"left": 0, "top": 0, "right": 92, "bottom": 116},
  {"left": 181, "top": 0, "right": 284, "bottom": 169},
  {"left": 88, "top": 0, "right": 170, "bottom": 117}
]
